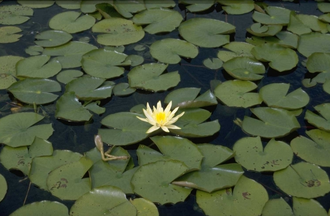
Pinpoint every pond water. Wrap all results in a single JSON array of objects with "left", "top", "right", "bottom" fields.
[{"left": 1, "top": 0, "right": 330, "bottom": 216}]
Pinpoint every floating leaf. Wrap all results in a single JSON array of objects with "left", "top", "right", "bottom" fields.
[
  {"left": 113, "top": 83, "right": 136, "bottom": 96},
  {"left": 233, "top": 137, "right": 293, "bottom": 172},
  {"left": 297, "top": 32, "right": 330, "bottom": 57},
  {"left": 128, "top": 63, "right": 180, "bottom": 92},
  {"left": 10, "top": 201, "right": 69, "bottom": 216},
  {"left": 131, "top": 160, "right": 192, "bottom": 205},
  {"left": 196, "top": 176, "right": 268, "bottom": 216},
  {"left": 150, "top": 38, "right": 198, "bottom": 64},
  {"left": 203, "top": 58, "right": 223, "bottom": 69},
  {"left": 56, "top": 70, "right": 83, "bottom": 84},
  {"left": 0, "top": 55, "right": 23, "bottom": 89},
  {"left": 92, "top": 18, "right": 145, "bottom": 46},
  {"left": 98, "top": 112, "right": 150, "bottom": 146},
  {"left": 179, "top": 18, "right": 235, "bottom": 48},
  {"left": 262, "top": 198, "right": 293, "bottom": 216},
  {"left": 218, "top": 0, "right": 254, "bottom": 14},
  {"left": 18, "top": 0, "right": 54, "bottom": 8},
  {"left": 296, "top": 14, "right": 327, "bottom": 33},
  {"left": 55, "top": 92, "right": 93, "bottom": 122},
  {"left": 70, "top": 186, "right": 136, "bottom": 216},
  {"left": 8, "top": 78, "right": 61, "bottom": 105},
  {"left": 306, "top": 52, "right": 330, "bottom": 73},
  {"left": 179, "top": 0, "right": 214, "bottom": 12},
  {"left": 291, "top": 129, "right": 330, "bottom": 167},
  {"left": 242, "top": 107, "right": 300, "bottom": 138},
  {"left": 16, "top": 55, "right": 62, "bottom": 78},
  {"left": 247, "top": 24, "right": 282, "bottom": 37},
  {"left": 0, "top": 5, "right": 33, "bottom": 25},
  {"left": 35, "top": 30, "right": 72, "bottom": 47},
  {"left": 132, "top": 8, "right": 183, "bottom": 34},
  {"left": 125, "top": 54, "right": 144, "bottom": 66},
  {"left": 43, "top": 41, "right": 97, "bottom": 69},
  {"left": 287, "top": 12, "right": 312, "bottom": 35},
  {"left": 145, "top": 0, "right": 175, "bottom": 9},
  {"left": 130, "top": 198, "right": 159, "bottom": 216},
  {"left": 260, "top": 83, "right": 309, "bottom": 110},
  {"left": 324, "top": 80, "right": 330, "bottom": 94},
  {"left": 25, "top": 45, "right": 43, "bottom": 56},
  {"left": 0, "top": 26, "right": 22, "bottom": 43},
  {"left": 85, "top": 102, "right": 105, "bottom": 115},
  {"left": 113, "top": 0, "right": 146, "bottom": 18},
  {"left": 217, "top": 42, "right": 254, "bottom": 62},
  {"left": 293, "top": 197, "right": 328, "bottom": 216},
  {"left": 49, "top": 11, "right": 95, "bottom": 34},
  {"left": 214, "top": 80, "right": 262, "bottom": 108},
  {"left": 56, "top": 0, "right": 80, "bottom": 9},
  {"left": 81, "top": 48, "right": 127, "bottom": 79},
  {"left": 0, "top": 112, "right": 53, "bottom": 147},
  {"left": 273, "top": 162, "right": 330, "bottom": 198},
  {"left": 318, "top": 2, "right": 330, "bottom": 13},
  {"left": 251, "top": 43, "right": 298, "bottom": 72},
  {"left": 0, "top": 174, "right": 7, "bottom": 202},
  {"left": 252, "top": 6, "right": 291, "bottom": 25},
  {"left": 223, "top": 57, "right": 265, "bottom": 81},
  {"left": 246, "top": 31, "right": 299, "bottom": 49},
  {"left": 305, "top": 103, "right": 330, "bottom": 131}
]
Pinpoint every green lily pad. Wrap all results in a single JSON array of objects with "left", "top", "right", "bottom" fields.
[
  {"left": 250, "top": 23, "right": 268, "bottom": 33},
  {"left": 16, "top": 55, "right": 62, "bottom": 78},
  {"left": 0, "top": 55, "right": 23, "bottom": 89},
  {"left": 293, "top": 197, "right": 328, "bottom": 216},
  {"left": 94, "top": 3, "right": 122, "bottom": 19},
  {"left": 49, "top": 11, "right": 95, "bottom": 34},
  {"left": 0, "top": 26, "right": 22, "bottom": 43},
  {"left": 318, "top": 2, "right": 330, "bottom": 13},
  {"left": 179, "top": 18, "right": 235, "bottom": 48},
  {"left": 291, "top": 129, "right": 330, "bottom": 167},
  {"left": 130, "top": 198, "right": 159, "bottom": 216},
  {"left": 56, "top": 70, "right": 83, "bottom": 84},
  {"left": 252, "top": 6, "right": 291, "bottom": 25},
  {"left": 296, "top": 14, "right": 327, "bottom": 33},
  {"left": 145, "top": 0, "right": 175, "bottom": 9},
  {"left": 47, "top": 156, "right": 93, "bottom": 200},
  {"left": 179, "top": 0, "right": 214, "bottom": 12},
  {"left": 217, "top": 42, "right": 254, "bottom": 62},
  {"left": 251, "top": 43, "right": 298, "bottom": 72},
  {"left": 214, "top": 80, "right": 262, "bottom": 108},
  {"left": 81, "top": 48, "right": 127, "bottom": 79},
  {"left": 223, "top": 57, "right": 265, "bottom": 81},
  {"left": 10, "top": 201, "right": 69, "bottom": 216},
  {"left": 84, "top": 102, "right": 106, "bottom": 115},
  {"left": 65, "top": 76, "right": 113, "bottom": 100},
  {"left": 242, "top": 107, "right": 301, "bottom": 138},
  {"left": 233, "top": 137, "right": 293, "bottom": 172},
  {"left": 260, "top": 83, "right": 310, "bottom": 110},
  {"left": 8, "top": 78, "right": 61, "bottom": 105},
  {"left": 173, "top": 144, "right": 243, "bottom": 192},
  {"left": 320, "top": 14, "right": 330, "bottom": 23},
  {"left": 55, "top": 92, "right": 93, "bottom": 122},
  {"left": 70, "top": 186, "right": 136, "bottom": 216},
  {"left": 273, "top": 162, "right": 330, "bottom": 198},
  {"left": 150, "top": 38, "right": 198, "bottom": 64},
  {"left": 56, "top": 0, "right": 80, "bottom": 9},
  {"left": 25, "top": 45, "right": 44, "bottom": 56},
  {"left": 113, "top": 83, "right": 136, "bottom": 96},
  {"left": 43, "top": 41, "right": 97, "bottom": 69},
  {"left": 262, "top": 198, "right": 293, "bottom": 216},
  {"left": 218, "top": 0, "right": 254, "bottom": 15},
  {"left": 18, "top": 0, "right": 54, "bottom": 8},
  {"left": 0, "top": 174, "right": 6, "bottom": 202},
  {"left": 0, "top": 112, "right": 53, "bottom": 147},
  {"left": 0, "top": 138, "right": 53, "bottom": 175},
  {"left": 164, "top": 88, "right": 217, "bottom": 108},
  {"left": 131, "top": 160, "right": 192, "bottom": 205},
  {"left": 305, "top": 103, "right": 330, "bottom": 131},
  {"left": 29, "top": 150, "right": 82, "bottom": 190},
  {"left": 324, "top": 79, "right": 330, "bottom": 94},
  {"left": 0, "top": 5, "right": 33, "bottom": 25},
  {"left": 247, "top": 24, "right": 283, "bottom": 37},
  {"left": 113, "top": 0, "right": 146, "bottom": 18},
  {"left": 246, "top": 31, "right": 299, "bottom": 49},
  {"left": 203, "top": 58, "right": 223, "bottom": 69},
  {"left": 80, "top": 0, "right": 109, "bottom": 13},
  {"left": 287, "top": 12, "right": 312, "bottom": 35},
  {"left": 35, "top": 30, "right": 72, "bottom": 47},
  {"left": 98, "top": 112, "right": 150, "bottom": 146},
  {"left": 128, "top": 63, "right": 180, "bottom": 92},
  {"left": 196, "top": 176, "right": 268, "bottom": 216},
  {"left": 306, "top": 52, "right": 330, "bottom": 73},
  {"left": 132, "top": 8, "right": 183, "bottom": 34},
  {"left": 297, "top": 32, "right": 330, "bottom": 57},
  {"left": 92, "top": 18, "right": 145, "bottom": 46},
  {"left": 125, "top": 54, "right": 144, "bottom": 66}
]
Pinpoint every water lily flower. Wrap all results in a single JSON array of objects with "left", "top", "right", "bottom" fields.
[{"left": 137, "top": 101, "right": 185, "bottom": 134}]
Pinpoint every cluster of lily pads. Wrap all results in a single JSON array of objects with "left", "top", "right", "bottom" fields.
[{"left": 1, "top": 0, "right": 330, "bottom": 215}]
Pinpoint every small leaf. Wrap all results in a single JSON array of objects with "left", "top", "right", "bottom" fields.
[
  {"left": 0, "top": 26, "right": 22, "bottom": 43},
  {"left": 9, "top": 201, "right": 69, "bottom": 216},
  {"left": 0, "top": 5, "right": 33, "bottom": 25},
  {"left": 35, "top": 30, "right": 72, "bottom": 47}
]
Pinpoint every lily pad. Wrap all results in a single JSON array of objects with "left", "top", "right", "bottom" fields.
[
  {"left": 0, "top": 174, "right": 6, "bottom": 202},
  {"left": 233, "top": 137, "right": 293, "bottom": 172},
  {"left": 246, "top": 31, "right": 299, "bottom": 49},
  {"left": 196, "top": 176, "right": 268, "bottom": 216},
  {"left": 0, "top": 55, "right": 24, "bottom": 89},
  {"left": 56, "top": 70, "right": 83, "bottom": 84},
  {"left": 291, "top": 129, "right": 330, "bottom": 167},
  {"left": 318, "top": 2, "right": 330, "bottom": 13},
  {"left": 297, "top": 32, "right": 330, "bottom": 57},
  {"left": 179, "top": 0, "right": 214, "bottom": 12},
  {"left": 56, "top": 0, "right": 80, "bottom": 9},
  {"left": 130, "top": 198, "right": 159, "bottom": 216},
  {"left": 260, "top": 83, "right": 309, "bottom": 110},
  {"left": 92, "top": 18, "right": 145, "bottom": 46},
  {"left": 296, "top": 14, "right": 327, "bottom": 33},
  {"left": 131, "top": 159, "right": 192, "bottom": 205},
  {"left": 306, "top": 52, "right": 330, "bottom": 73},
  {"left": 262, "top": 198, "right": 293, "bottom": 216},
  {"left": 305, "top": 103, "right": 330, "bottom": 131},
  {"left": 70, "top": 186, "right": 136, "bottom": 216},
  {"left": 217, "top": 42, "right": 254, "bottom": 62},
  {"left": 125, "top": 54, "right": 144, "bottom": 66},
  {"left": 242, "top": 107, "right": 301, "bottom": 138},
  {"left": 132, "top": 8, "right": 183, "bottom": 34},
  {"left": 35, "top": 30, "right": 72, "bottom": 47},
  {"left": 18, "top": 0, "right": 55, "bottom": 8},
  {"left": 25, "top": 45, "right": 44, "bottom": 56},
  {"left": 113, "top": 0, "right": 146, "bottom": 18},
  {"left": 273, "top": 162, "right": 330, "bottom": 198},
  {"left": 145, "top": 0, "right": 175, "bottom": 9},
  {"left": 218, "top": 0, "right": 254, "bottom": 15},
  {"left": 252, "top": 6, "right": 291, "bottom": 25},
  {"left": 49, "top": 11, "right": 95, "bottom": 34},
  {"left": 179, "top": 18, "right": 235, "bottom": 48},
  {"left": 128, "top": 63, "right": 180, "bottom": 92},
  {"left": 223, "top": 57, "right": 265, "bottom": 81},
  {"left": 10, "top": 201, "right": 69, "bottom": 216},
  {"left": 251, "top": 43, "right": 298, "bottom": 72},
  {"left": 150, "top": 38, "right": 198, "bottom": 64},
  {"left": 43, "top": 41, "right": 97, "bottom": 69},
  {"left": 0, "top": 112, "right": 53, "bottom": 147},
  {"left": 0, "top": 5, "right": 33, "bottom": 25},
  {"left": 113, "top": 83, "right": 136, "bottom": 96},
  {"left": 247, "top": 24, "right": 283, "bottom": 37},
  {"left": 16, "top": 55, "right": 62, "bottom": 78},
  {"left": 324, "top": 80, "right": 330, "bottom": 94},
  {"left": 98, "top": 112, "right": 150, "bottom": 146},
  {"left": 8, "top": 78, "right": 61, "bottom": 105},
  {"left": 214, "top": 80, "right": 262, "bottom": 108},
  {"left": 203, "top": 58, "right": 223, "bottom": 69},
  {"left": 287, "top": 12, "right": 312, "bottom": 35},
  {"left": 293, "top": 197, "right": 328, "bottom": 216},
  {"left": 81, "top": 48, "right": 127, "bottom": 79},
  {"left": 0, "top": 26, "right": 22, "bottom": 43}
]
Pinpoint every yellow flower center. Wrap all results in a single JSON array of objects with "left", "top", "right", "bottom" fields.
[{"left": 155, "top": 112, "right": 166, "bottom": 124}]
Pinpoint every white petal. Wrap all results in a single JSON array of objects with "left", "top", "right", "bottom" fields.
[
  {"left": 166, "top": 125, "right": 181, "bottom": 130},
  {"left": 164, "top": 101, "right": 172, "bottom": 113},
  {"left": 136, "top": 116, "right": 149, "bottom": 123},
  {"left": 146, "top": 125, "right": 160, "bottom": 133},
  {"left": 143, "top": 109, "right": 156, "bottom": 125},
  {"left": 146, "top": 103, "right": 153, "bottom": 114},
  {"left": 167, "top": 111, "right": 185, "bottom": 124},
  {"left": 160, "top": 126, "right": 170, "bottom": 133},
  {"left": 168, "top": 107, "right": 179, "bottom": 120},
  {"left": 156, "top": 101, "right": 163, "bottom": 112}
]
